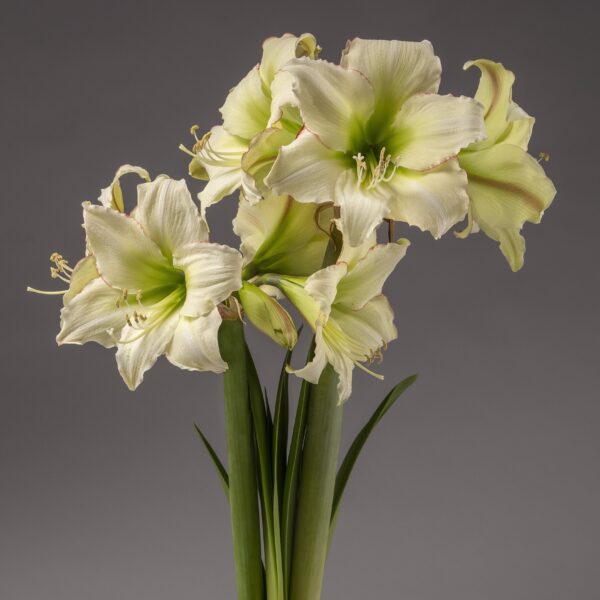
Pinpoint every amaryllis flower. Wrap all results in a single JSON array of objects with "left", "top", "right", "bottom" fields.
[
  {"left": 456, "top": 60, "right": 556, "bottom": 271},
  {"left": 183, "top": 33, "right": 320, "bottom": 210},
  {"left": 42, "top": 171, "right": 242, "bottom": 389},
  {"left": 264, "top": 235, "right": 409, "bottom": 403},
  {"left": 265, "top": 38, "right": 487, "bottom": 247}
]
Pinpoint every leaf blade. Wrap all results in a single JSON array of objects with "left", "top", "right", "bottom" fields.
[
  {"left": 330, "top": 374, "right": 418, "bottom": 538},
  {"left": 193, "top": 423, "right": 229, "bottom": 499}
]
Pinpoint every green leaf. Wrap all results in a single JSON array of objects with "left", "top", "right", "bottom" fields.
[
  {"left": 193, "top": 423, "right": 229, "bottom": 499},
  {"left": 281, "top": 334, "right": 311, "bottom": 595},
  {"left": 272, "top": 348, "right": 292, "bottom": 599},
  {"left": 246, "top": 345, "right": 279, "bottom": 598},
  {"left": 273, "top": 349, "right": 291, "bottom": 505},
  {"left": 329, "top": 374, "right": 418, "bottom": 541},
  {"left": 281, "top": 377, "right": 310, "bottom": 595}
]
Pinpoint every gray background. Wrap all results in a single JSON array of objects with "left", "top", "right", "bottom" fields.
[{"left": 2, "top": 0, "right": 598, "bottom": 598}]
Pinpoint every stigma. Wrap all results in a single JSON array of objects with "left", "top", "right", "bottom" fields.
[{"left": 353, "top": 147, "right": 398, "bottom": 189}]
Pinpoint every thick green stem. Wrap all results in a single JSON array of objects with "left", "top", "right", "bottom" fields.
[
  {"left": 290, "top": 365, "right": 343, "bottom": 600},
  {"left": 219, "top": 319, "right": 265, "bottom": 600}
]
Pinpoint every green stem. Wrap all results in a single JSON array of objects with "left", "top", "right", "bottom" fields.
[
  {"left": 219, "top": 319, "right": 265, "bottom": 600},
  {"left": 289, "top": 365, "right": 343, "bottom": 600}
]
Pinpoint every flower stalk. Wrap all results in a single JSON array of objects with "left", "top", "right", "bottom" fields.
[
  {"left": 289, "top": 365, "right": 343, "bottom": 600},
  {"left": 219, "top": 319, "right": 265, "bottom": 600}
]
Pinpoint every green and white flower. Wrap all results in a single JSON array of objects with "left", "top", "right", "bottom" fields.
[
  {"left": 183, "top": 33, "right": 320, "bottom": 211},
  {"left": 234, "top": 192, "right": 334, "bottom": 279},
  {"left": 457, "top": 60, "right": 556, "bottom": 271},
  {"left": 265, "top": 38, "right": 486, "bottom": 247},
  {"left": 54, "top": 172, "right": 243, "bottom": 389},
  {"left": 267, "top": 235, "right": 409, "bottom": 403},
  {"left": 233, "top": 193, "right": 335, "bottom": 349}
]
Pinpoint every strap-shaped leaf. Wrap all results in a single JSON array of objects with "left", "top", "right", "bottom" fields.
[
  {"left": 271, "top": 349, "right": 291, "bottom": 599},
  {"left": 330, "top": 375, "right": 418, "bottom": 537},
  {"left": 246, "top": 346, "right": 279, "bottom": 597},
  {"left": 281, "top": 335, "right": 313, "bottom": 593},
  {"left": 193, "top": 423, "right": 229, "bottom": 499}
]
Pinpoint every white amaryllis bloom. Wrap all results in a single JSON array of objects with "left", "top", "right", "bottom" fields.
[
  {"left": 269, "top": 236, "right": 409, "bottom": 403},
  {"left": 231, "top": 193, "right": 333, "bottom": 350},
  {"left": 233, "top": 193, "right": 334, "bottom": 279},
  {"left": 184, "top": 33, "right": 320, "bottom": 210},
  {"left": 55, "top": 173, "right": 243, "bottom": 390},
  {"left": 265, "top": 38, "right": 487, "bottom": 247},
  {"left": 457, "top": 60, "right": 556, "bottom": 271}
]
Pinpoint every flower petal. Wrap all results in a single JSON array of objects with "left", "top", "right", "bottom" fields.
[
  {"left": 173, "top": 242, "right": 243, "bottom": 317},
  {"left": 287, "top": 325, "right": 328, "bottom": 384},
  {"left": 504, "top": 101, "right": 535, "bottom": 150},
  {"left": 220, "top": 65, "right": 270, "bottom": 140},
  {"left": 464, "top": 59, "right": 534, "bottom": 151},
  {"left": 233, "top": 193, "right": 290, "bottom": 266},
  {"left": 386, "top": 158, "right": 470, "bottom": 239},
  {"left": 234, "top": 194, "right": 332, "bottom": 276},
  {"left": 335, "top": 170, "right": 390, "bottom": 247},
  {"left": 265, "top": 130, "right": 347, "bottom": 203},
  {"left": 83, "top": 204, "right": 176, "bottom": 291},
  {"left": 324, "top": 295, "right": 397, "bottom": 403},
  {"left": 135, "top": 176, "right": 208, "bottom": 258},
  {"left": 304, "top": 263, "right": 347, "bottom": 322},
  {"left": 63, "top": 255, "right": 99, "bottom": 303},
  {"left": 241, "top": 127, "right": 296, "bottom": 202},
  {"left": 336, "top": 240, "right": 409, "bottom": 309},
  {"left": 459, "top": 143, "right": 556, "bottom": 271},
  {"left": 98, "top": 164, "right": 150, "bottom": 212},
  {"left": 57, "top": 277, "right": 124, "bottom": 347},
  {"left": 341, "top": 38, "right": 441, "bottom": 113},
  {"left": 282, "top": 58, "right": 374, "bottom": 151},
  {"left": 116, "top": 312, "right": 179, "bottom": 390},
  {"left": 388, "top": 94, "right": 486, "bottom": 170},
  {"left": 166, "top": 308, "right": 228, "bottom": 373},
  {"left": 260, "top": 32, "right": 319, "bottom": 87},
  {"left": 197, "top": 126, "right": 248, "bottom": 209}
]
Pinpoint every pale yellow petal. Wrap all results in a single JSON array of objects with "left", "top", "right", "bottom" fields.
[
  {"left": 265, "top": 130, "right": 347, "bottom": 203},
  {"left": 136, "top": 176, "right": 208, "bottom": 258},
  {"left": 116, "top": 312, "right": 179, "bottom": 390},
  {"left": 281, "top": 58, "right": 374, "bottom": 151},
  {"left": 220, "top": 65, "right": 270, "bottom": 140},
  {"left": 341, "top": 38, "right": 441, "bottom": 113},
  {"left": 83, "top": 204, "right": 176, "bottom": 291},
  {"left": 335, "top": 170, "right": 390, "bottom": 247},
  {"left": 386, "top": 158, "right": 469, "bottom": 239},
  {"left": 388, "top": 94, "right": 485, "bottom": 170},
  {"left": 173, "top": 242, "right": 242, "bottom": 317},
  {"left": 459, "top": 143, "right": 556, "bottom": 271},
  {"left": 166, "top": 308, "right": 228, "bottom": 373}
]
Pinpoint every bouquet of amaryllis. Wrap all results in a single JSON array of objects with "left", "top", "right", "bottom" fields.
[{"left": 29, "top": 34, "right": 555, "bottom": 600}]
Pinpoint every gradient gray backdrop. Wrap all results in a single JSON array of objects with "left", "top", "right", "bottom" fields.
[{"left": 2, "top": 1, "right": 598, "bottom": 598}]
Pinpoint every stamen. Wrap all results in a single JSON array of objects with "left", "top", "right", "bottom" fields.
[
  {"left": 354, "top": 359, "right": 385, "bottom": 380},
  {"left": 538, "top": 151, "right": 550, "bottom": 163},
  {"left": 26, "top": 287, "right": 67, "bottom": 295},
  {"left": 367, "top": 147, "right": 396, "bottom": 189},
  {"left": 353, "top": 152, "right": 367, "bottom": 186},
  {"left": 135, "top": 290, "right": 145, "bottom": 310}
]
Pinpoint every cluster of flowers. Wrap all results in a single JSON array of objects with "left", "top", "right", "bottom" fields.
[{"left": 31, "top": 35, "right": 555, "bottom": 402}]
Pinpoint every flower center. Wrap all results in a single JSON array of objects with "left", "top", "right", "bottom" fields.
[
  {"left": 352, "top": 146, "right": 397, "bottom": 189},
  {"left": 117, "top": 278, "right": 186, "bottom": 343}
]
